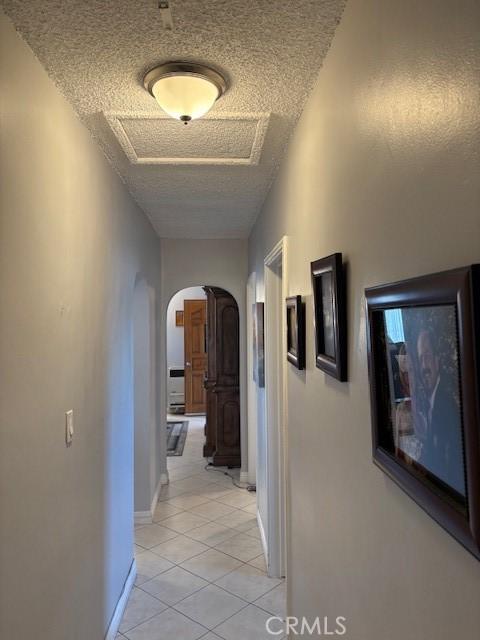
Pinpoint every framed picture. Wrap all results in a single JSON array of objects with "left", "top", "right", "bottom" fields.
[
  {"left": 175, "top": 310, "right": 184, "bottom": 327},
  {"left": 311, "top": 253, "right": 347, "bottom": 381},
  {"left": 366, "top": 265, "right": 480, "bottom": 559},
  {"left": 286, "top": 295, "right": 305, "bottom": 370},
  {"left": 253, "top": 302, "right": 265, "bottom": 387}
]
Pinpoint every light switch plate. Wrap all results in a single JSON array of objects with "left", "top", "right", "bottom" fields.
[{"left": 65, "top": 410, "right": 74, "bottom": 446}]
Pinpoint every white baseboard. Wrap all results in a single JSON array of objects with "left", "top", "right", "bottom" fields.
[
  {"left": 105, "top": 558, "right": 136, "bottom": 640},
  {"left": 134, "top": 473, "right": 167, "bottom": 525},
  {"left": 151, "top": 476, "right": 163, "bottom": 512},
  {"left": 240, "top": 471, "right": 249, "bottom": 484},
  {"left": 257, "top": 509, "right": 268, "bottom": 567},
  {"left": 134, "top": 510, "right": 153, "bottom": 525}
]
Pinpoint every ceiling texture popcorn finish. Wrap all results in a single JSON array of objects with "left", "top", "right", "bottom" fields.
[{"left": 2, "top": 0, "right": 345, "bottom": 238}]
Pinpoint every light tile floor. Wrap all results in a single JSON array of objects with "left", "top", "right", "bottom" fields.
[{"left": 118, "top": 416, "right": 286, "bottom": 640}]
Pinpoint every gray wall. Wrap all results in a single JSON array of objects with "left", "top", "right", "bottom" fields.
[
  {"left": 249, "top": 0, "right": 480, "bottom": 637},
  {"left": 0, "top": 13, "right": 163, "bottom": 639}
]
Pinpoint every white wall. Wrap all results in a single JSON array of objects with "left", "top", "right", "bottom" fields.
[
  {"left": 0, "top": 13, "right": 163, "bottom": 639},
  {"left": 160, "top": 239, "right": 248, "bottom": 477},
  {"left": 249, "top": 0, "right": 480, "bottom": 638},
  {"left": 167, "top": 286, "right": 206, "bottom": 372}
]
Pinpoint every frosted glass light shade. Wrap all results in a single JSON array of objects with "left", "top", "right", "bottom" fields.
[
  {"left": 144, "top": 63, "right": 227, "bottom": 123},
  {"left": 152, "top": 75, "right": 219, "bottom": 121}
]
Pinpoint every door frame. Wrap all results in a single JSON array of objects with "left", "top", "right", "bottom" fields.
[
  {"left": 246, "top": 272, "right": 258, "bottom": 485},
  {"left": 264, "top": 236, "right": 288, "bottom": 578}
]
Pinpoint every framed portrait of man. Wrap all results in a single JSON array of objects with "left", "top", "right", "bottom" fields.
[{"left": 366, "top": 265, "right": 480, "bottom": 560}]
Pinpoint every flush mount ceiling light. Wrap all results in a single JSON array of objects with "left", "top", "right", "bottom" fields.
[{"left": 143, "top": 62, "right": 227, "bottom": 124}]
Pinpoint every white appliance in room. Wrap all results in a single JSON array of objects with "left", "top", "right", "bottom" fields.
[{"left": 168, "top": 366, "right": 185, "bottom": 413}]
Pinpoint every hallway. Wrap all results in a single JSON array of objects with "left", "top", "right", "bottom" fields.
[
  {"left": 2, "top": 1, "right": 480, "bottom": 638},
  {"left": 121, "top": 418, "right": 285, "bottom": 639}
]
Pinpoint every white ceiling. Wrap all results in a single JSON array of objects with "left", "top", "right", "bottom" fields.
[{"left": 2, "top": 0, "right": 344, "bottom": 238}]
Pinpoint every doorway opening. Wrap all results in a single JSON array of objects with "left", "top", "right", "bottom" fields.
[
  {"left": 167, "top": 287, "right": 208, "bottom": 418},
  {"left": 263, "top": 237, "right": 288, "bottom": 579},
  {"left": 165, "top": 285, "right": 241, "bottom": 472}
]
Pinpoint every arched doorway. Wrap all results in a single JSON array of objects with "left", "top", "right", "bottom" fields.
[{"left": 165, "top": 285, "right": 241, "bottom": 474}]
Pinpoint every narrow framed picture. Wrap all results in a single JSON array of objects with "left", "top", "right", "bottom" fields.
[
  {"left": 253, "top": 302, "right": 265, "bottom": 387},
  {"left": 311, "top": 253, "right": 347, "bottom": 381},
  {"left": 366, "top": 265, "right": 480, "bottom": 559},
  {"left": 286, "top": 295, "right": 305, "bottom": 370},
  {"left": 175, "top": 310, "right": 184, "bottom": 327}
]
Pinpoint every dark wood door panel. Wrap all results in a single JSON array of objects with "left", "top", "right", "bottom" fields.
[{"left": 204, "top": 287, "right": 241, "bottom": 467}]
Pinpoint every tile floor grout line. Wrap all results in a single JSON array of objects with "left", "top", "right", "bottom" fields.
[
  {"left": 208, "top": 602, "right": 285, "bottom": 637},
  {"left": 139, "top": 547, "right": 246, "bottom": 578},
  {"left": 136, "top": 556, "right": 278, "bottom": 610},
  {"left": 147, "top": 541, "right": 212, "bottom": 566},
  {"left": 180, "top": 532, "right": 263, "bottom": 563},
  {"left": 158, "top": 516, "right": 260, "bottom": 553},
  {"left": 171, "top": 592, "right": 251, "bottom": 630},
  {"left": 206, "top": 573, "right": 280, "bottom": 604},
  {"left": 132, "top": 573, "right": 260, "bottom": 634},
  {"left": 138, "top": 539, "right": 265, "bottom": 577},
  {"left": 132, "top": 602, "right": 213, "bottom": 637},
  {"left": 121, "top": 605, "right": 169, "bottom": 636}
]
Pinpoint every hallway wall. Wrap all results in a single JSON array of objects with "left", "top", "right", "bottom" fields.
[
  {"left": 248, "top": 0, "right": 480, "bottom": 638},
  {"left": 0, "top": 13, "right": 163, "bottom": 640}
]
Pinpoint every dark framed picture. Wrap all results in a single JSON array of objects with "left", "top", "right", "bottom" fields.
[
  {"left": 286, "top": 295, "right": 305, "bottom": 370},
  {"left": 253, "top": 302, "right": 265, "bottom": 387},
  {"left": 366, "top": 265, "right": 480, "bottom": 559},
  {"left": 175, "top": 310, "right": 184, "bottom": 327},
  {"left": 311, "top": 253, "right": 347, "bottom": 381}
]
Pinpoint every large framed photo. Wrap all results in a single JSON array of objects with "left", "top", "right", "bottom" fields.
[
  {"left": 253, "top": 302, "right": 265, "bottom": 387},
  {"left": 286, "top": 295, "right": 305, "bottom": 370},
  {"left": 311, "top": 253, "right": 347, "bottom": 381},
  {"left": 366, "top": 265, "right": 480, "bottom": 559}
]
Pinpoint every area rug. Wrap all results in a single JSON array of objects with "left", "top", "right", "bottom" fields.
[{"left": 166, "top": 420, "right": 189, "bottom": 456}]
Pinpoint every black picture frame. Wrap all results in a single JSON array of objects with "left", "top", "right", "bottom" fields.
[
  {"left": 311, "top": 253, "right": 347, "bottom": 381},
  {"left": 366, "top": 265, "right": 480, "bottom": 560},
  {"left": 286, "top": 295, "right": 305, "bottom": 370},
  {"left": 253, "top": 302, "right": 265, "bottom": 387}
]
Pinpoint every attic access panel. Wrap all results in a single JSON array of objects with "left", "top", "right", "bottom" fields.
[{"left": 105, "top": 112, "right": 270, "bottom": 165}]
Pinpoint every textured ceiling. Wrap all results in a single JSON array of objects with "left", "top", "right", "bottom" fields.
[{"left": 2, "top": 0, "right": 345, "bottom": 238}]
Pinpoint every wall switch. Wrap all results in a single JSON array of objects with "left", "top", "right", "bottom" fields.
[{"left": 65, "top": 410, "right": 74, "bottom": 446}]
